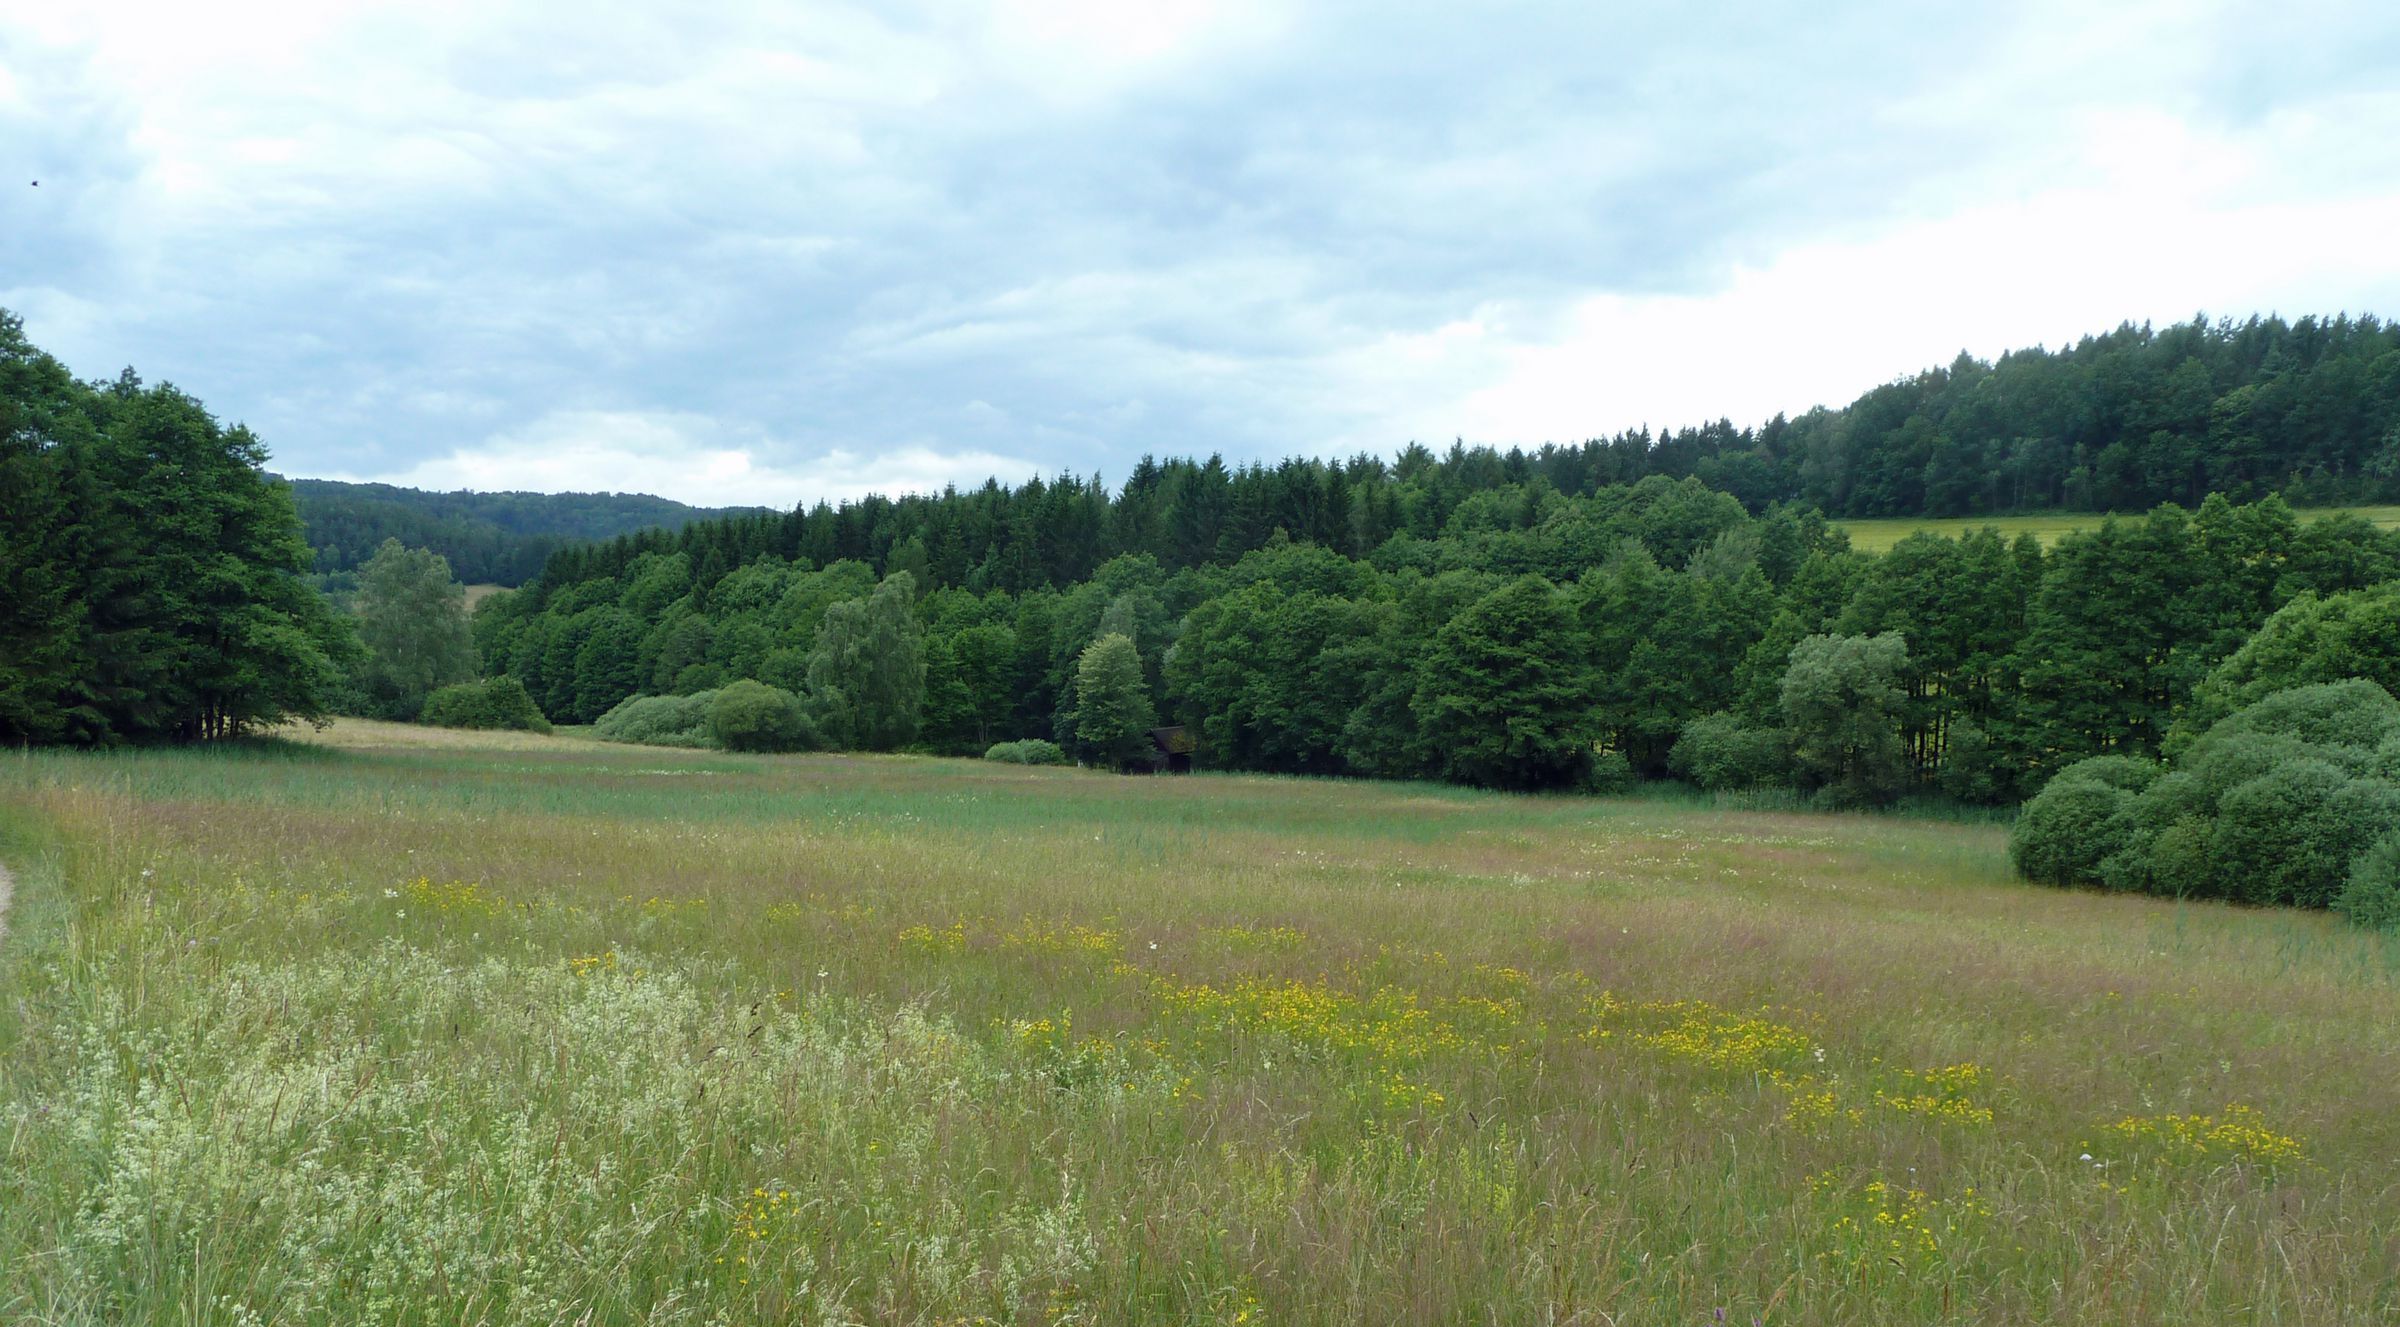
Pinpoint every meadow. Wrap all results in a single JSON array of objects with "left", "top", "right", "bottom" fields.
[
  {"left": 1835, "top": 504, "right": 2400, "bottom": 552},
  {"left": 1, "top": 721, "right": 2395, "bottom": 1324}
]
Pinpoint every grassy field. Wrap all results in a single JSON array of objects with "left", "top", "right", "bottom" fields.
[
  {"left": 2, "top": 721, "right": 2395, "bottom": 1324},
  {"left": 1837, "top": 505, "right": 2400, "bottom": 552}
]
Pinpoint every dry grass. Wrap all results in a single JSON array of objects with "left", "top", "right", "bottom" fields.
[{"left": 1, "top": 724, "right": 2394, "bottom": 1324}]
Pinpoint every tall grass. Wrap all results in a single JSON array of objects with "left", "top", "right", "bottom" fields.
[{"left": 1, "top": 721, "right": 2394, "bottom": 1324}]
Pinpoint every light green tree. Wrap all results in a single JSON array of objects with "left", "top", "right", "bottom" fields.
[
  {"left": 805, "top": 572, "right": 927, "bottom": 750},
  {"left": 1068, "top": 632, "right": 1155, "bottom": 770},
  {"left": 352, "top": 538, "right": 477, "bottom": 720},
  {"left": 1780, "top": 632, "right": 1912, "bottom": 805}
]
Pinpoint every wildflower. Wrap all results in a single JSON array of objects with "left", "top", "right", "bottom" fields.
[
  {"left": 384, "top": 889, "right": 400, "bottom": 899},
  {"left": 817, "top": 968, "right": 829, "bottom": 979},
  {"left": 1148, "top": 941, "right": 1160, "bottom": 951}
]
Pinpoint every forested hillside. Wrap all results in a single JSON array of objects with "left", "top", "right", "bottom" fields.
[
  {"left": 1699, "top": 312, "right": 2400, "bottom": 515},
  {"left": 288, "top": 478, "right": 761, "bottom": 585}
]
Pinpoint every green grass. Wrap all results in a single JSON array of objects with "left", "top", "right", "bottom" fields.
[
  {"left": 1837, "top": 504, "right": 2400, "bottom": 552},
  {"left": 3, "top": 721, "right": 2396, "bottom": 1324}
]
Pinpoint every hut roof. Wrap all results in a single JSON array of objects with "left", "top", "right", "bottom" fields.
[{"left": 1149, "top": 725, "right": 1196, "bottom": 755}]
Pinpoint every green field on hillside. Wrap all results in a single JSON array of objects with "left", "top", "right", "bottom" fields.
[
  {"left": 1838, "top": 505, "right": 2400, "bottom": 552},
  {"left": 2, "top": 721, "right": 2395, "bottom": 1324}
]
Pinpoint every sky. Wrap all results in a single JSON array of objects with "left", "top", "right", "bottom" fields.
[{"left": 6, "top": 1, "right": 2400, "bottom": 509}]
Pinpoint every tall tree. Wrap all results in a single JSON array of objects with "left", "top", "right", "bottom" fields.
[
  {"left": 350, "top": 539, "right": 478, "bottom": 720},
  {"left": 806, "top": 572, "right": 927, "bottom": 750},
  {"left": 1067, "top": 632, "right": 1155, "bottom": 770},
  {"left": 1781, "top": 632, "right": 1912, "bottom": 805},
  {"left": 1412, "top": 576, "right": 1594, "bottom": 790}
]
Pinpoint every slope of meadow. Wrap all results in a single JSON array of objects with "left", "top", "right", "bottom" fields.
[
  {"left": 1, "top": 722, "right": 2395, "bottom": 1324},
  {"left": 1836, "top": 504, "right": 2400, "bottom": 552}
]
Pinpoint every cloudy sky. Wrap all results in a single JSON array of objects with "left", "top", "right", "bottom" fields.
[{"left": 6, "top": 1, "right": 2400, "bottom": 507}]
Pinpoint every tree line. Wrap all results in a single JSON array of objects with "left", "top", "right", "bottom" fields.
[
  {"left": 480, "top": 478, "right": 2400, "bottom": 803},
  {"left": 521, "top": 312, "right": 2400, "bottom": 608}
]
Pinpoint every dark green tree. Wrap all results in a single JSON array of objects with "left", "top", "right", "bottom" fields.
[{"left": 1412, "top": 576, "right": 1594, "bottom": 790}]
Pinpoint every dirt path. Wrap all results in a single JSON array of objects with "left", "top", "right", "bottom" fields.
[{"left": 0, "top": 860, "right": 12, "bottom": 942}]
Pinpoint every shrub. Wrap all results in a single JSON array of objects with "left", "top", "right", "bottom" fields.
[
  {"left": 2188, "top": 678, "right": 2400, "bottom": 754},
  {"left": 707, "top": 680, "right": 819, "bottom": 754},
  {"left": 984, "top": 739, "right": 1068, "bottom": 766},
  {"left": 592, "top": 692, "right": 718, "bottom": 748},
  {"left": 2173, "top": 584, "right": 2400, "bottom": 750},
  {"left": 2049, "top": 754, "right": 2165, "bottom": 794},
  {"left": 419, "top": 677, "right": 551, "bottom": 733},
  {"left": 1583, "top": 749, "right": 1635, "bottom": 795},
  {"left": 1668, "top": 713, "right": 1790, "bottom": 791},
  {"left": 2009, "top": 771, "right": 2139, "bottom": 887},
  {"left": 2015, "top": 682, "right": 2400, "bottom": 911},
  {"left": 2210, "top": 759, "right": 2357, "bottom": 908},
  {"left": 2335, "top": 834, "right": 2400, "bottom": 932}
]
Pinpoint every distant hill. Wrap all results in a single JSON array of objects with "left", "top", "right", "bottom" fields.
[{"left": 286, "top": 478, "right": 772, "bottom": 586}]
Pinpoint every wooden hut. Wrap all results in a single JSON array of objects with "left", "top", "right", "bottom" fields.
[{"left": 1148, "top": 725, "right": 1195, "bottom": 773}]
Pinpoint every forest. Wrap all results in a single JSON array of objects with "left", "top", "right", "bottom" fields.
[
  {"left": 289, "top": 477, "right": 757, "bottom": 586},
  {"left": 479, "top": 479, "right": 2394, "bottom": 791}
]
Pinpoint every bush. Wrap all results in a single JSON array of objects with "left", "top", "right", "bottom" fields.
[
  {"left": 2049, "top": 754, "right": 2165, "bottom": 794},
  {"left": 419, "top": 677, "right": 551, "bottom": 733},
  {"left": 2174, "top": 584, "right": 2400, "bottom": 749},
  {"left": 2210, "top": 758, "right": 2357, "bottom": 908},
  {"left": 592, "top": 691, "right": 718, "bottom": 748},
  {"left": 1668, "top": 713, "right": 1790, "bottom": 791},
  {"left": 2014, "top": 682, "right": 2400, "bottom": 911},
  {"left": 707, "top": 680, "right": 819, "bottom": 754},
  {"left": 2009, "top": 771, "right": 2139, "bottom": 886},
  {"left": 1582, "top": 749, "right": 1635, "bottom": 795},
  {"left": 2188, "top": 678, "right": 2400, "bottom": 754},
  {"left": 2335, "top": 834, "right": 2400, "bottom": 932},
  {"left": 984, "top": 738, "right": 1068, "bottom": 766}
]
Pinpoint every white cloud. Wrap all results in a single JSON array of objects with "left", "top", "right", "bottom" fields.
[
  {"left": 358, "top": 409, "right": 1042, "bottom": 508},
  {"left": 8, "top": 0, "right": 2400, "bottom": 495},
  {"left": 1328, "top": 98, "right": 2400, "bottom": 449}
]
